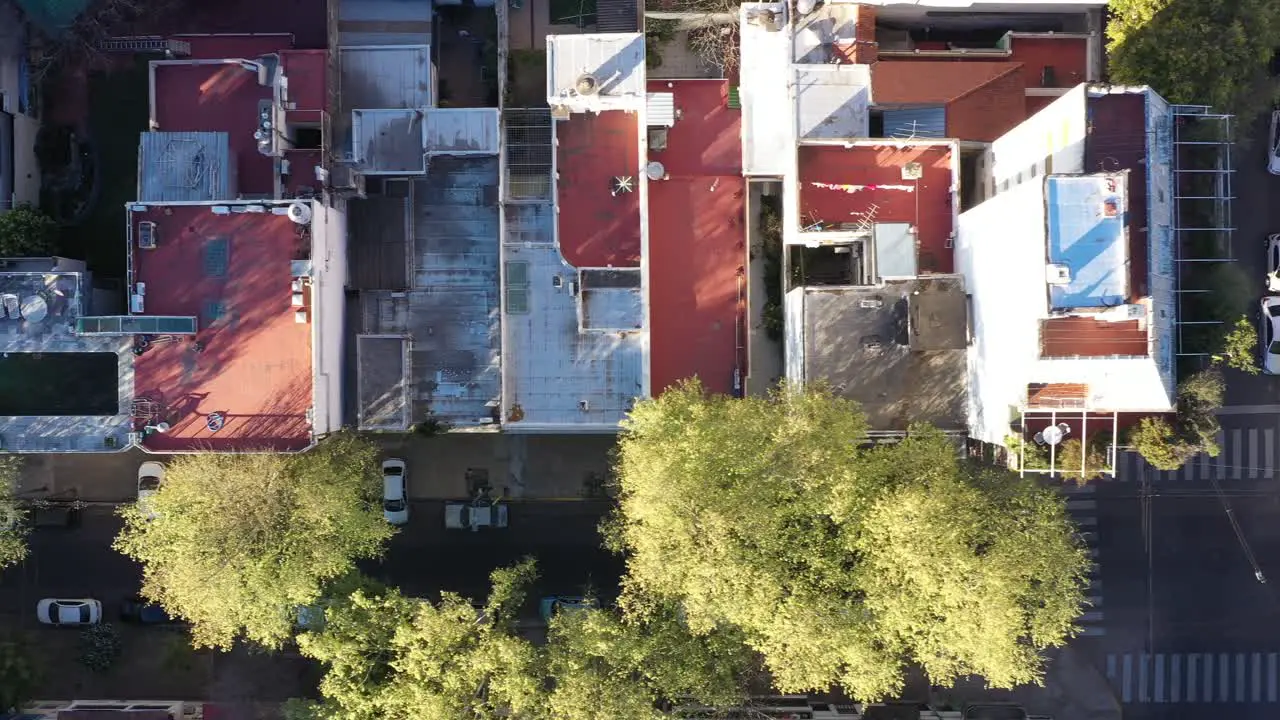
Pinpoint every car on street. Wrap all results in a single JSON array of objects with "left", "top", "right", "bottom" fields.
[
  {"left": 382, "top": 458, "right": 409, "bottom": 525},
  {"left": 539, "top": 596, "right": 599, "bottom": 622},
  {"left": 1271, "top": 111, "right": 1280, "bottom": 175},
  {"left": 1262, "top": 296, "right": 1280, "bottom": 375},
  {"left": 137, "top": 460, "right": 165, "bottom": 520},
  {"left": 121, "top": 595, "right": 181, "bottom": 625},
  {"left": 1269, "top": 235, "right": 1280, "bottom": 292},
  {"left": 444, "top": 501, "right": 509, "bottom": 531},
  {"left": 37, "top": 598, "right": 102, "bottom": 626}
]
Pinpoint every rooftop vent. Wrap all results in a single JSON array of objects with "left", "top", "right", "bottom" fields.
[
  {"left": 575, "top": 74, "right": 600, "bottom": 96},
  {"left": 1045, "top": 263, "right": 1072, "bottom": 285}
]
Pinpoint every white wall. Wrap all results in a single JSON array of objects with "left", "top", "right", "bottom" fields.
[
  {"left": 310, "top": 197, "right": 348, "bottom": 436},
  {"left": 783, "top": 287, "right": 806, "bottom": 385},
  {"left": 984, "top": 84, "right": 1087, "bottom": 199}
]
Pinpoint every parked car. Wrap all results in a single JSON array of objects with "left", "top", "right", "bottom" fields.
[
  {"left": 539, "top": 596, "right": 598, "bottom": 623},
  {"left": 121, "top": 595, "right": 180, "bottom": 625},
  {"left": 1271, "top": 111, "right": 1280, "bottom": 175},
  {"left": 31, "top": 505, "right": 79, "bottom": 528},
  {"left": 37, "top": 598, "right": 102, "bottom": 626},
  {"left": 1268, "top": 235, "right": 1280, "bottom": 292},
  {"left": 137, "top": 461, "right": 165, "bottom": 520},
  {"left": 1262, "top": 296, "right": 1280, "bottom": 375},
  {"left": 382, "top": 458, "right": 409, "bottom": 525},
  {"left": 444, "top": 501, "right": 509, "bottom": 531}
]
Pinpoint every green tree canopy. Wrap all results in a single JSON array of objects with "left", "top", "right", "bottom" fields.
[
  {"left": 113, "top": 433, "right": 394, "bottom": 649},
  {"left": 1216, "top": 316, "right": 1260, "bottom": 375},
  {"left": 604, "top": 381, "right": 1090, "bottom": 700},
  {"left": 0, "top": 456, "right": 29, "bottom": 570},
  {"left": 0, "top": 205, "right": 56, "bottom": 258},
  {"left": 294, "top": 561, "right": 752, "bottom": 720},
  {"left": 1107, "top": 0, "right": 1280, "bottom": 118}
]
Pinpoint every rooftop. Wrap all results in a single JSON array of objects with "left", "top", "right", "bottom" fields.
[
  {"left": 1085, "top": 91, "right": 1151, "bottom": 299},
  {"left": 338, "top": 45, "right": 432, "bottom": 110},
  {"left": 501, "top": 203, "right": 646, "bottom": 430},
  {"left": 785, "top": 277, "right": 969, "bottom": 431},
  {"left": 1045, "top": 173, "right": 1129, "bottom": 310},
  {"left": 871, "top": 60, "right": 1026, "bottom": 142},
  {"left": 795, "top": 65, "right": 871, "bottom": 141},
  {"left": 280, "top": 49, "right": 326, "bottom": 116},
  {"left": 138, "top": 132, "right": 234, "bottom": 203},
  {"left": 150, "top": 60, "right": 276, "bottom": 197},
  {"left": 0, "top": 261, "right": 133, "bottom": 451},
  {"left": 555, "top": 110, "right": 642, "bottom": 268},
  {"left": 739, "top": 2, "right": 793, "bottom": 175},
  {"left": 547, "top": 33, "right": 646, "bottom": 112},
  {"left": 647, "top": 80, "right": 746, "bottom": 396},
  {"left": 353, "top": 160, "right": 502, "bottom": 428},
  {"left": 797, "top": 142, "right": 958, "bottom": 274},
  {"left": 130, "top": 205, "right": 313, "bottom": 452}
]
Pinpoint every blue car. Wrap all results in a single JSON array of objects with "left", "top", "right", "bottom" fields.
[{"left": 538, "top": 596, "right": 598, "bottom": 623}]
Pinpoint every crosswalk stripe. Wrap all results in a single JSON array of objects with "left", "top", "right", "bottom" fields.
[
  {"left": 1232, "top": 430, "right": 1243, "bottom": 480},
  {"left": 1218, "top": 432, "right": 1228, "bottom": 476},
  {"left": 1249, "top": 429, "right": 1260, "bottom": 479},
  {"left": 1199, "top": 447, "right": 1210, "bottom": 478},
  {"left": 1269, "top": 653, "right": 1277, "bottom": 702},
  {"left": 1155, "top": 653, "right": 1166, "bottom": 702},
  {"left": 1181, "top": 458, "right": 1195, "bottom": 482},
  {"left": 1075, "top": 515, "right": 1097, "bottom": 527},
  {"left": 1266, "top": 428, "right": 1275, "bottom": 479},
  {"left": 1067, "top": 499, "right": 1097, "bottom": 511},
  {"left": 1187, "top": 653, "right": 1198, "bottom": 703},
  {"left": 1254, "top": 653, "right": 1263, "bottom": 702},
  {"left": 1107, "top": 653, "right": 1117, "bottom": 683},
  {"left": 1171, "top": 653, "right": 1182, "bottom": 703}
]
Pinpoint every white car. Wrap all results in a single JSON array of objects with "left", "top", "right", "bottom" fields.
[
  {"left": 1271, "top": 111, "right": 1280, "bottom": 175},
  {"left": 444, "top": 502, "right": 509, "bottom": 532},
  {"left": 1268, "top": 235, "right": 1280, "bottom": 292},
  {"left": 1262, "top": 297, "right": 1280, "bottom": 375},
  {"left": 37, "top": 598, "right": 102, "bottom": 626},
  {"left": 137, "top": 461, "right": 165, "bottom": 519},
  {"left": 382, "top": 458, "right": 409, "bottom": 525}
]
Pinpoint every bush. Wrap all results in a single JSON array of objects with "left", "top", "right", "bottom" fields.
[
  {"left": 1129, "top": 417, "right": 1196, "bottom": 471},
  {"left": 1215, "top": 316, "right": 1259, "bottom": 375},
  {"left": 1130, "top": 369, "right": 1225, "bottom": 470},
  {"left": 0, "top": 205, "right": 57, "bottom": 258},
  {"left": 79, "top": 623, "right": 121, "bottom": 672},
  {"left": 1056, "top": 438, "right": 1110, "bottom": 484}
]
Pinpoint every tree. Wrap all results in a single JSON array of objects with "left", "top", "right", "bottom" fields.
[
  {"left": 1129, "top": 416, "right": 1193, "bottom": 470},
  {"left": 0, "top": 205, "right": 56, "bottom": 259},
  {"left": 604, "top": 381, "right": 1090, "bottom": 700},
  {"left": 294, "top": 561, "right": 752, "bottom": 720},
  {"left": 1106, "top": 0, "right": 1280, "bottom": 119},
  {"left": 0, "top": 456, "right": 28, "bottom": 570},
  {"left": 80, "top": 623, "right": 122, "bottom": 672},
  {"left": 114, "top": 433, "right": 394, "bottom": 650},
  {"left": 1055, "top": 438, "right": 1109, "bottom": 485},
  {"left": 1215, "top": 316, "right": 1260, "bottom": 375}
]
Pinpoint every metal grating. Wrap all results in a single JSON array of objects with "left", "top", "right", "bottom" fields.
[
  {"left": 507, "top": 286, "right": 530, "bottom": 314},
  {"left": 506, "top": 260, "right": 530, "bottom": 286},
  {"left": 203, "top": 237, "right": 229, "bottom": 278},
  {"left": 504, "top": 109, "right": 554, "bottom": 201},
  {"left": 77, "top": 315, "right": 199, "bottom": 335}
]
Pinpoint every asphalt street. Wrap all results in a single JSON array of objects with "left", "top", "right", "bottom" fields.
[{"left": 0, "top": 501, "right": 621, "bottom": 623}]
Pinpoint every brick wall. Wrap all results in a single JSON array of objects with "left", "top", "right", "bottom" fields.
[
  {"left": 946, "top": 66, "right": 1026, "bottom": 143},
  {"left": 851, "top": 4, "right": 878, "bottom": 64}
]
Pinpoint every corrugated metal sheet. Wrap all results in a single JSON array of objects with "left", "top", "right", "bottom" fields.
[
  {"left": 424, "top": 109, "right": 499, "bottom": 155},
  {"left": 646, "top": 92, "right": 675, "bottom": 128},
  {"left": 882, "top": 106, "right": 946, "bottom": 139},
  {"left": 339, "top": 45, "right": 432, "bottom": 110},
  {"left": 137, "top": 132, "right": 234, "bottom": 203}
]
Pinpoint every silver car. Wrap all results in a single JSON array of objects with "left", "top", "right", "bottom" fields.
[
  {"left": 37, "top": 598, "right": 102, "bottom": 626},
  {"left": 1268, "top": 234, "right": 1280, "bottom": 292}
]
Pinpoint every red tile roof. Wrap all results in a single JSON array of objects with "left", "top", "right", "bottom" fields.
[
  {"left": 646, "top": 80, "right": 746, "bottom": 396},
  {"left": 131, "top": 206, "right": 313, "bottom": 452},
  {"left": 798, "top": 144, "right": 956, "bottom": 274},
  {"left": 944, "top": 64, "right": 1027, "bottom": 142},
  {"left": 1039, "top": 317, "right": 1148, "bottom": 359},
  {"left": 556, "top": 111, "right": 642, "bottom": 268}
]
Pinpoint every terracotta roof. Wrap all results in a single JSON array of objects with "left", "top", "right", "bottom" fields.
[{"left": 870, "top": 60, "right": 1023, "bottom": 106}]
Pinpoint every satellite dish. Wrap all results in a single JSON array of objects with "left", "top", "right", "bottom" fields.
[
  {"left": 575, "top": 73, "right": 600, "bottom": 96},
  {"left": 287, "top": 202, "right": 313, "bottom": 225}
]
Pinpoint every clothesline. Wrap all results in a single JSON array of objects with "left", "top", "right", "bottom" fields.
[{"left": 807, "top": 182, "right": 917, "bottom": 194}]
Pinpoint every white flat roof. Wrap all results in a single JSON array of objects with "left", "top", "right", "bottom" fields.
[
  {"left": 547, "top": 33, "right": 646, "bottom": 112},
  {"left": 795, "top": 64, "right": 871, "bottom": 140},
  {"left": 739, "top": 3, "right": 793, "bottom": 175}
]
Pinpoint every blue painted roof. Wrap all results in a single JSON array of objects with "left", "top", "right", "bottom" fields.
[{"left": 1045, "top": 174, "right": 1129, "bottom": 310}]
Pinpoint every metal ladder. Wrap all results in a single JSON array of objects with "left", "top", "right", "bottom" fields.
[{"left": 98, "top": 37, "right": 191, "bottom": 56}]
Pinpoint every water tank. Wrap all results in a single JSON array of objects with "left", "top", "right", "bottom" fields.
[
  {"left": 575, "top": 74, "right": 600, "bottom": 96},
  {"left": 287, "top": 202, "right": 313, "bottom": 225},
  {"left": 645, "top": 161, "right": 667, "bottom": 181}
]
